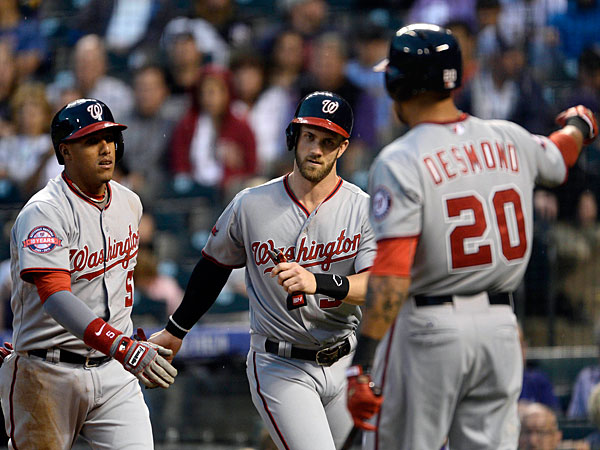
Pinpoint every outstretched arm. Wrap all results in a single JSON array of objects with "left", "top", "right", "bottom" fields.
[
  {"left": 41, "top": 284, "right": 177, "bottom": 389},
  {"left": 150, "top": 255, "right": 233, "bottom": 361}
]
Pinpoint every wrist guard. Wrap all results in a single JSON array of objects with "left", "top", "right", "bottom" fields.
[{"left": 314, "top": 273, "right": 350, "bottom": 300}]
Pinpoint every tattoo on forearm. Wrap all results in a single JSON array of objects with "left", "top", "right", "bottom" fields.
[{"left": 365, "top": 276, "right": 408, "bottom": 328}]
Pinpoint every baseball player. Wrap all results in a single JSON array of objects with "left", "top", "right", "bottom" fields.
[
  {"left": 0, "top": 98, "right": 178, "bottom": 449},
  {"left": 345, "top": 24, "right": 599, "bottom": 449},
  {"left": 150, "top": 91, "right": 376, "bottom": 450}
]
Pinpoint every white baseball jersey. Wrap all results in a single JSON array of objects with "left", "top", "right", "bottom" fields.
[
  {"left": 365, "top": 114, "right": 566, "bottom": 450},
  {"left": 1, "top": 172, "right": 152, "bottom": 450},
  {"left": 10, "top": 173, "right": 141, "bottom": 355},
  {"left": 204, "top": 174, "right": 376, "bottom": 347},
  {"left": 369, "top": 114, "right": 566, "bottom": 295},
  {"left": 207, "top": 173, "right": 375, "bottom": 450}
]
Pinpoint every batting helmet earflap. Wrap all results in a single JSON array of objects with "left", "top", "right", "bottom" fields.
[
  {"left": 285, "top": 91, "right": 354, "bottom": 151},
  {"left": 51, "top": 98, "right": 127, "bottom": 165},
  {"left": 375, "top": 23, "right": 462, "bottom": 102}
]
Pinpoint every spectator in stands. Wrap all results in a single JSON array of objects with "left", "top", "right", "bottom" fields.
[
  {"left": 258, "top": 0, "right": 329, "bottom": 68},
  {"left": 280, "top": 0, "right": 328, "bottom": 40},
  {"left": 0, "top": 0, "right": 47, "bottom": 81},
  {"left": 163, "top": 30, "right": 203, "bottom": 117},
  {"left": 455, "top": 40, "right": 555, "bottom": 134},
  {"left": 169, "top": 65, "right": 257, "bottom": 199},
  {"left": 121, "top": 64, "right": 179, "bottom": 202},
  {"left": 563, "top": 45, "right": 600, "bottom": 117},
  {"left": 521, "top": 187, "right": 560, "bottom": 318},
  {"left": 51, "top": 86, "right": 84, "bottom": 113},
  {"left": 445, "top": 20, "right": 479, "bottom": 94},
  {"left": 552, "top": 47, "right": 600, "bottom": 222},
  {"left": 248, "top": 30, "right": 307, "bottom": 177},
  {"left": 490, "top": 0, "right": 566, "bottom": 79},
  {"left": 568, "top": 320, "right": 600, "bottom": 418},
  {"left": 0, "top": 82, "right": 60, "bottom": 201},
  {"left": 299, "top": 32, "right": 378, "bottom": 182},
  {"left": 231, "top": 50, "right": 267, "bottom": 116},
  {"left": 519, "top": 324, "right": 561, "bottom": 411},
  {"left": 345, "top": 21, "right": 396, "bottom": 148},
  {"left": 62, "top": 34, "right": 134, "bottom": 120},
  {"left": 230, "top": 49, "right": 291, "bottom": 175},
  {"left": 162, "top": 0, "right": 251, "bottom": 68},
  {"left": 0, "top": 41, "right": 17, "bottom": 138},
  {"left": 406, "top": 0, "right": 477, "bottom": 33},
  {"left": 519, "top": 402, "right": 591, "bottom": 449},
  {"left": 68, "top": 0, "right": 175, "bottom": 72},
  {"left": 268, "top": 30, "right": 306, "bottom": 91},
  {"left": 132, "top": 213, "right": 184, "bottom": 326},
  {"left": 586, "top": 383, "right": 600, "bottom": 448},
  {"left": 549, "top": 0, "right": 600, "bottom": 75},
  {"left": 551, "top": 191, "right": 600, "bottom": 335}
]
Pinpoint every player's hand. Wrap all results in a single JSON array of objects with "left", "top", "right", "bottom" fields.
[
  {"left": 270, "top": 262, "right": 317, "bottom": 295},
  {"left": 0, "top": 342, "right": 13, "bottom": 367},
  {"left": 110, "top": 334, "right": 178, "bottom": 389},
  {"left": 347, "top": 365, "right": 383, "bottom": 431},
  {"left": 556, "top": 105, "right": 598, "bottom": 145},
  {"left": 149, "top": 329, "right": 183, "bottom": 363}
]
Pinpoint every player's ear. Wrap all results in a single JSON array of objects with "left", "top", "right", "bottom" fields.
[
  {"left": 59, "top": 143, "right": 71, "bottom": 161},
  {"left": 336, "top": 139, "right": 350, "bottom": 159}
]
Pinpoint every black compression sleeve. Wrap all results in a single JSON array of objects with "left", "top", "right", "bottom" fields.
[
  {"left": 166, "top": 256, "right": 233, "bottom": 337},
  {"left": 352, "top": 335, "right": 381, "bottom": 372}
]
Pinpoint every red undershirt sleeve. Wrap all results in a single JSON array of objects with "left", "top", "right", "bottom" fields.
[
  {"left": 370, "top": 236, "right": 419, "bottom": 277},
  {"left": 549, "top": 131, "right": 580, "bottom": 168},
  {"left": 32, "top": 271, "right": 71, "bottom": 304}
]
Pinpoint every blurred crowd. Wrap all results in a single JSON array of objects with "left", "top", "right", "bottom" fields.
[
  {"left": 1, "top": 0, "right": 600, "bottom": 446},
  {"left": 0, "top": 0, "right": 600, "bottom": 335}
]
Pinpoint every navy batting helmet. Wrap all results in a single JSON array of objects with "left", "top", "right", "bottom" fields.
[
  {"left": 285, "top": 91, "right": 353, "bottom": 151},
  {"left": 51, "top": 98, "right": 127, "bottom": 165},
  {"left": 375, "top": 23, "right": 462, "bottom": 102}
]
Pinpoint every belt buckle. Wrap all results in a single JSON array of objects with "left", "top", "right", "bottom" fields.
[
  {"left": 84, "top": 356, "right": 104, "bottom": 368},
  {"left": 316, "top": 342, "right": 344, "bottom": 366}
]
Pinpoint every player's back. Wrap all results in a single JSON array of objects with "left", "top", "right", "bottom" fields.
[{"left": 369, "top": 114, "right": 566, "bottom": 296}]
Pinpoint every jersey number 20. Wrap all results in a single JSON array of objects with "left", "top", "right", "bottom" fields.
[{"left": 445, "top": 187, "right": 527, "bottom": 270}]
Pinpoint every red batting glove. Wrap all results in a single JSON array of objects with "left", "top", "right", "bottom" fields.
[
  {"left": 134, "top": 327, "right": 148, "bottom": 341},
  {"left": 346, "top": 365, "right": 383, "bottom": 431},
  {"left": 556, "top": 105, "right": 598, "bottom": 145},
  {"left": 0, "top": 342, "right": 13, "bottom": 366}
]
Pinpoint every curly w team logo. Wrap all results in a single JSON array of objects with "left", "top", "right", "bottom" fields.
[
  {"left": 87, "top": 103, "right": 103, "bottom": 120},
  {"left": 22, "top": 226, "right": 62, "bottom": 253},
  {"left": 322, "top": 100, "right": 339, "bottom": 114}
]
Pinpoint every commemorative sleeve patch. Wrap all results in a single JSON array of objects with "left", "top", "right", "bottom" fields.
[
  {"left": 372, "top": 187, "right": 392, "bottom": 221},
  {"left": 22, "top": 226, "right": 63, "bottom": 253}
]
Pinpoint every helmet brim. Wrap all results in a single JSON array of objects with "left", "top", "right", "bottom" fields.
[
  {"left": 63, "top": 121, "right": 128, "bottom": 141},
  {"left": 292, "top": 117, "right": 350, "bottom": 138}
]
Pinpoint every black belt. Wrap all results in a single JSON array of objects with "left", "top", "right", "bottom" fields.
[
  {"left": 265, "top": 338, "right": 351, "bottom": 367},
  {"left": 414, "top": 292, "right": 512, "bottom": 307},
  {"left": 28, "top": 348, "right": 111, "bottom": 367}
]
